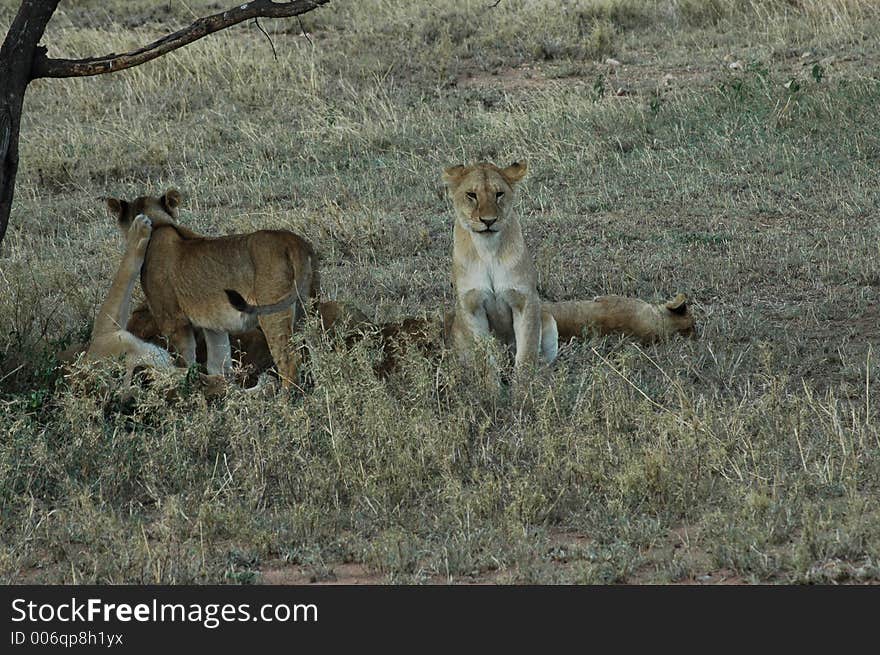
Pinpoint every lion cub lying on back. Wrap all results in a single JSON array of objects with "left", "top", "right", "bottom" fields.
[
  {"left": 68, "top": 214, "right": 225, "bottom": 397},
  {"left": 444, "top": 161, "right": 557, "bottom": 368}
]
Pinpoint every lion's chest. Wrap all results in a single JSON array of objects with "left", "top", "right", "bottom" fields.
[{"left": 456, "top": 259, "right": 521, "bottom": 340}]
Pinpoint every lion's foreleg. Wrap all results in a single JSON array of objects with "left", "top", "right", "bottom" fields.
[
  {"left": 459, "top": 290, "right": 490, "bottom": 337},
  {"left": 91, "top": 216, "right": 151, "bottom": 341},
  {"left": 203, "top": 329, "right": 233, "bottom": 376},
  {"left": 456, "top": 290, "right": 491, "bottom": 356},
  {"left": 506, "top": 290, "right": 541, "bottom": 369}
]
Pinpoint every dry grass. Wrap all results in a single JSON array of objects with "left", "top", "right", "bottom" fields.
[{"left": 0, "top": 0, "right": 879, "bottom": 584}]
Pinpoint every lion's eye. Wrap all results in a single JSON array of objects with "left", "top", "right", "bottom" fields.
[
  {"left": 466, "top": 192, "right": 477, "bottom": 202},
  {"left": 495, "top": 191, "right": 505, "bottom": 200}
]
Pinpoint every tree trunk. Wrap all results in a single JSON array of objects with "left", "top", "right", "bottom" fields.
[
  {"left": 0, "top": 0, "right": 59, "bottom": 249},
  {"left": 0, "top": 0, "right": 329, "bottom": 249}
]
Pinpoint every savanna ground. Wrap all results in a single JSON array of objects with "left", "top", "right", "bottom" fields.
[{"left": 1, "top": 0, "right": 879, "bottom": 584}]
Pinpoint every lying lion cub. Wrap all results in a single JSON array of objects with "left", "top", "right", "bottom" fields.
[
  {"left": 546, "top": 293, "right": 696, "bottom": 343},
  {"left": 443, "top": 161, "right": 558, "bottom": 369},
  {"left": 116, "top": 292, "right": 695, "bottom": 382},
  {"left": 60, "top": 214, "right": 225, "bottom": 398},
  {"left": 105, "top": 190, "right": 319, "bottom": 387}
]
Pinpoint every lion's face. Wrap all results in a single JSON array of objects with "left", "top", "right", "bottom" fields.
[
  {"left": 105, "top": 189, "right": 181, "bottom": 235},
  {"left": 663, "top": 293, "right": 697, "bottom": 339},
  {"left": 443, "top": 162, "right": 527, "bottom": 237}
]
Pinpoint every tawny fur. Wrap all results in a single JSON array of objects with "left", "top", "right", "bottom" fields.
[
  {"left": 105, "top": 189, "right": 319, "bottom": 387},
  {"left": 443, "top": 161, "right": 557, "bottom": 368}
]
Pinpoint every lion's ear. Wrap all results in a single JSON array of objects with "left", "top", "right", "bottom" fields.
[
  {"left": 501, "top": 161, "right": 528, "bottom": 185},
  {"left": 162, "top": 189, "right": 182, "bottom": 217},
  {"left": 442, "top": 165, "right": 469, "bottom": 188},
  {"left": 105, "top": 197, "right": 127, "bottom": 219},
  {"left": 665, "top": 293, "right": 689, "bottom": 315}
]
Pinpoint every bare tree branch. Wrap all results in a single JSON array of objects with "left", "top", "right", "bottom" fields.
[
  {"left": 253, "top": 17, "right": 278, "bottom": 61},
  {"left": 30, "top": 0, "right": 329, "bottom": 79},
  {"left": 298, "top": 15, "right": 314, "bottom": 46}
]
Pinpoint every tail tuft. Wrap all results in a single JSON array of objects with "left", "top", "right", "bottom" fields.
[
  {"left": 225, "top": 288, "right": 298, "bottom": 316},
  {"left": 226, "top": 289, "right": 252, "bottom": 313}
]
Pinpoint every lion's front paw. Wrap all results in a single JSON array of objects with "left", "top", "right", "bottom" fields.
[
  {"left": 129, "top": 214, "right": 153, "bottom": 250},
  {"left": 131, "top": 214, "right": 152, "bottom": 238}
]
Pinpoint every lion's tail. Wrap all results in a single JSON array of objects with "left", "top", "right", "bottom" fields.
[
  {"left": 225, "top": 289, "right": 299, "bottom": 315},
  {"left": 226, "top": 237, "right": 321, "bottom": 319}
]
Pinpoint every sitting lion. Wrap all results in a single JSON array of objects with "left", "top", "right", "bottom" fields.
[
  {"left": 104, "top": 189, "right": 319, "bottom": 388},
  {"left": 442, "top": 160, "right": 558, "bottom": 369}
]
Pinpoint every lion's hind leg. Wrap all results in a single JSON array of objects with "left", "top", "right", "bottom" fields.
[{"left": 257, "top": 310, "right": 299, "bottom": 389}]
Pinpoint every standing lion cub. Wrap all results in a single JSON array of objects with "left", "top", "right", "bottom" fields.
[
  {"left": 105, "top": 189, "right": 319, "bottom": 387},
  {"left": 444, "top": 161, "right": 558, "bottom": 369}
]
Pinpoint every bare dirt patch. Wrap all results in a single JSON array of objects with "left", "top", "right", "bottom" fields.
[
  {"left": 260, "top": 561, "right": 386, "bottom": 585},
  {"left": 456, "top": 64, "right": 558, "bottom": 92}
]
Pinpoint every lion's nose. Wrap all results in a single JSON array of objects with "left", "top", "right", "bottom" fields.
[{"left": 480, "top": 218, "right": 497, "bottom": 228}]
